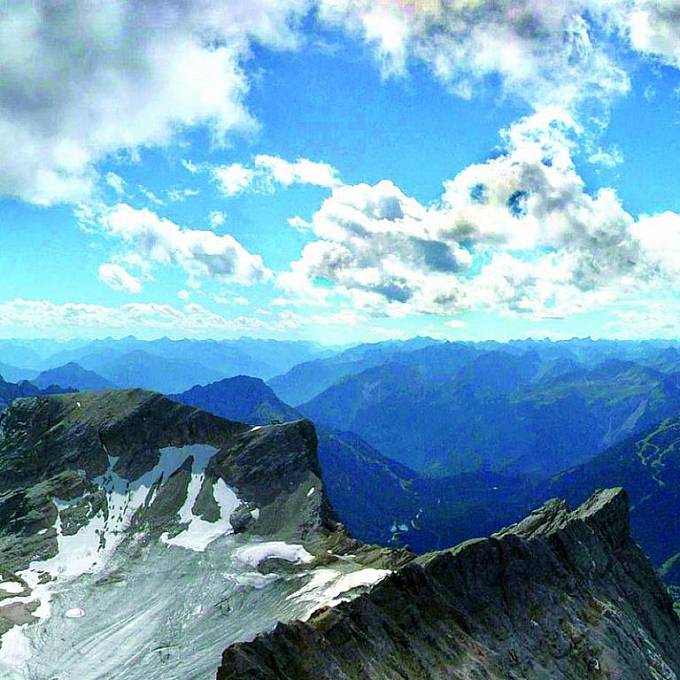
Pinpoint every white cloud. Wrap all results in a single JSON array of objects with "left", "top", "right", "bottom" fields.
[
  {"left": 138, "top": 186, "right": 165, "bottom": 206},
  {"left": 167, "top": 187, "right": 200, "bottom": 202},
  {"left": 214, "top": 294, "right": 249, "bottom": 305},
  {"left": 288, "top": 216, "right": 311, "bottom": 231},
  {"left": 0, "top": 299, "right": 273, "bottom": 336},
  {"left": 211, "top": 155, "right": 341, "bottom": 197},
  {"left": 213, "top": 163, "right": 257, "bottom": 197},
  {"left": 587, "top": 145, "right": 624, "bottom": 168},
  {"left": 254, "top": 155, "right": 341, "bottom": 188},
  {"left": 0, "top": 297, "right": 367, "bottom": 338},
  {"left": 622, "top": 1, "right": 680, "bottom": 68},
  {"left": 177, "top": 289, "right": 192, "bottom": 301},
  {"left": 105, "top": 172, "right": 126, "bottom": 196},
  {"left": 98, "top": 263, "right": 142, "bottom": 294},
  {"left": 209, "top": 211, "right": 226, "bottom": 228},
  {"left": 96, "top": 203, "right": 271, "bottom": 287},
  {"left": 5, "top": 1, "right": 680, "bottom": 208},
  {"left": 444, "top": 319, "right": 467, "bottom": 329},
  {"left": 317, "top": 0, "right": 630, "bottom": 110},
  {"left": 281, "top": 108, "right": 680, "bottom": 320},
  {"left": 604, "top": 302, "right": 680, "bottom": 338},
  {"left": 0, "top": 0, "right": 310, "bottom": 205},
  {"left": 182, "top": 159, "right": 201, "bottom": 174}
]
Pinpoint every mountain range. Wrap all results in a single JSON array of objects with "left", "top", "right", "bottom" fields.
[
  {"left": 299, "top": 349, "right": 680, "bottom": 476},
  {"left": 1, "top": 389, "right": 679, "bottom": 679},
  {"left": 0, "top": 374, "right": 69, "bottom": 411},
  {"left": 0, "top": 338, "right": 680, "bottom": 680},
  {"left": 0, "top": 337, "right": 332, "bottom": 394}
]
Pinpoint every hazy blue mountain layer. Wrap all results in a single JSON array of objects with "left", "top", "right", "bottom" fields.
[
  {"left": 300, "top": 350, "right": 680, "bottom": 476},
  {"left": 32, "top": 362, "right": 113, "bottom": 391}
]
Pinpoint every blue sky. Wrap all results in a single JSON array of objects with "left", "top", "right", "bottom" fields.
[{"left": 2, "top": 1, "right": 680, "bottom": 343}]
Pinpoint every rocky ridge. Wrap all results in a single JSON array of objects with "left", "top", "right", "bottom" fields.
[{"left": 218, "top": 488, "right": 680, "bottom": 680}]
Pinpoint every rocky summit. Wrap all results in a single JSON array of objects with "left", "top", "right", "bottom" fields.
[
  {"left": 218, "top": 488, "right": 680, "bottom": 680},
  {"left": 0, "top": 389, "right": 679, "bottom": 680}
]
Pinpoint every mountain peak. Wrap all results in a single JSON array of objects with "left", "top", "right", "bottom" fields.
[
  {"left": 0, "top": 389, "right": 367, "bottom": 679},
  {"left": 172, "top": 375, "right": 301, "bottom": 427},
  {"left": 496, "top": 487, "right": 629, "bottom": 548}
]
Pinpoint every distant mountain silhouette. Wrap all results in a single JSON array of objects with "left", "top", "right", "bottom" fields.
[{"left": 33, "top": 362, "right": 113, "bottom": 391}]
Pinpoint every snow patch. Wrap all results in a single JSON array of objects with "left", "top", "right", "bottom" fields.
[
  {"left": 161, "top": 478, "right": 240, "bottom": 552},
  {"left": 0, "top": 625, "right": 32, "bottom": 674},
  {"left": 228, "top": 572, "right": 280, "bottom": 590},
  {"left": 234, "top": 542, "right": 314, "bottom": 569},
  {"left": 65, "top": 608, "right": 85, "bottom": 619},
  {"left": 288, "top": 567, "right": 391, "bottom": 620},
  {"left": 0, "top": 583, "right": 24, "bottom": 595},
  {"left": 0, "top": 444, "right": 222, "bottom": 678}
]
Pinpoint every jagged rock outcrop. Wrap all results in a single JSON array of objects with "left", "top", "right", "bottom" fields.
[{"left": 217, "top": 488, "right": 680, "bottom": 680}]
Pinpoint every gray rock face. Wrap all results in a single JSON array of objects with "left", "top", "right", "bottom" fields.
[{"left": 217, "top": 488, "right": 680, "bottom": 680}]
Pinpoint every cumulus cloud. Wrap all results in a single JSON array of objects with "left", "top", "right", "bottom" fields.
[
  {"left": 5, "top": 1, "right": 680, "bottom": 207},
  {"left": 622, "top": 0, "right": 680, "bottom": 68},
  {"left": 213, "top": 163, "right": 257, "bottom": 197},
  {"left": 281, "top": 108, "right": 679, "bottom": 319},
  {"left": 98, "top": 263, "right": 142, "bottom": 294},
  {"left": 209, "top": 155, "right": 341, "bottom": 197},
  {"left": 95, "top": 203, "right": 271, "bottom": 288},
  {"left": 317, "top": 0, "right": 630, "bottom": 110},
  {"left": 0, "top": 0, "right": 310, "bottom": 205}
]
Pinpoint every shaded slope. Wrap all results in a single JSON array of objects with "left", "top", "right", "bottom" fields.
[
  {"left": 548, "top": 414, "right": 680, "bottom": 585},
  {"left": 172, "top": 376, "right": 301, "bottom": 425},
  {"left": 0, "top": 375, "right": 68, "bottom": 412},
  {"left": 93, "top": 349, "right": 224, "bottom": 393},
  {"left": 300, "top": 354, "right": 680, "bottom": 476},
  {"left": 218, "top": 489, "right": 680, "bottom": 680},
  {"left": 267, "top": 337, "right": 444, "bottom": 405}
]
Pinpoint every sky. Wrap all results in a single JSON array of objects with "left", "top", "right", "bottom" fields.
[{"left": 2, "top": 1, "right": 680, "bottom": 343}]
